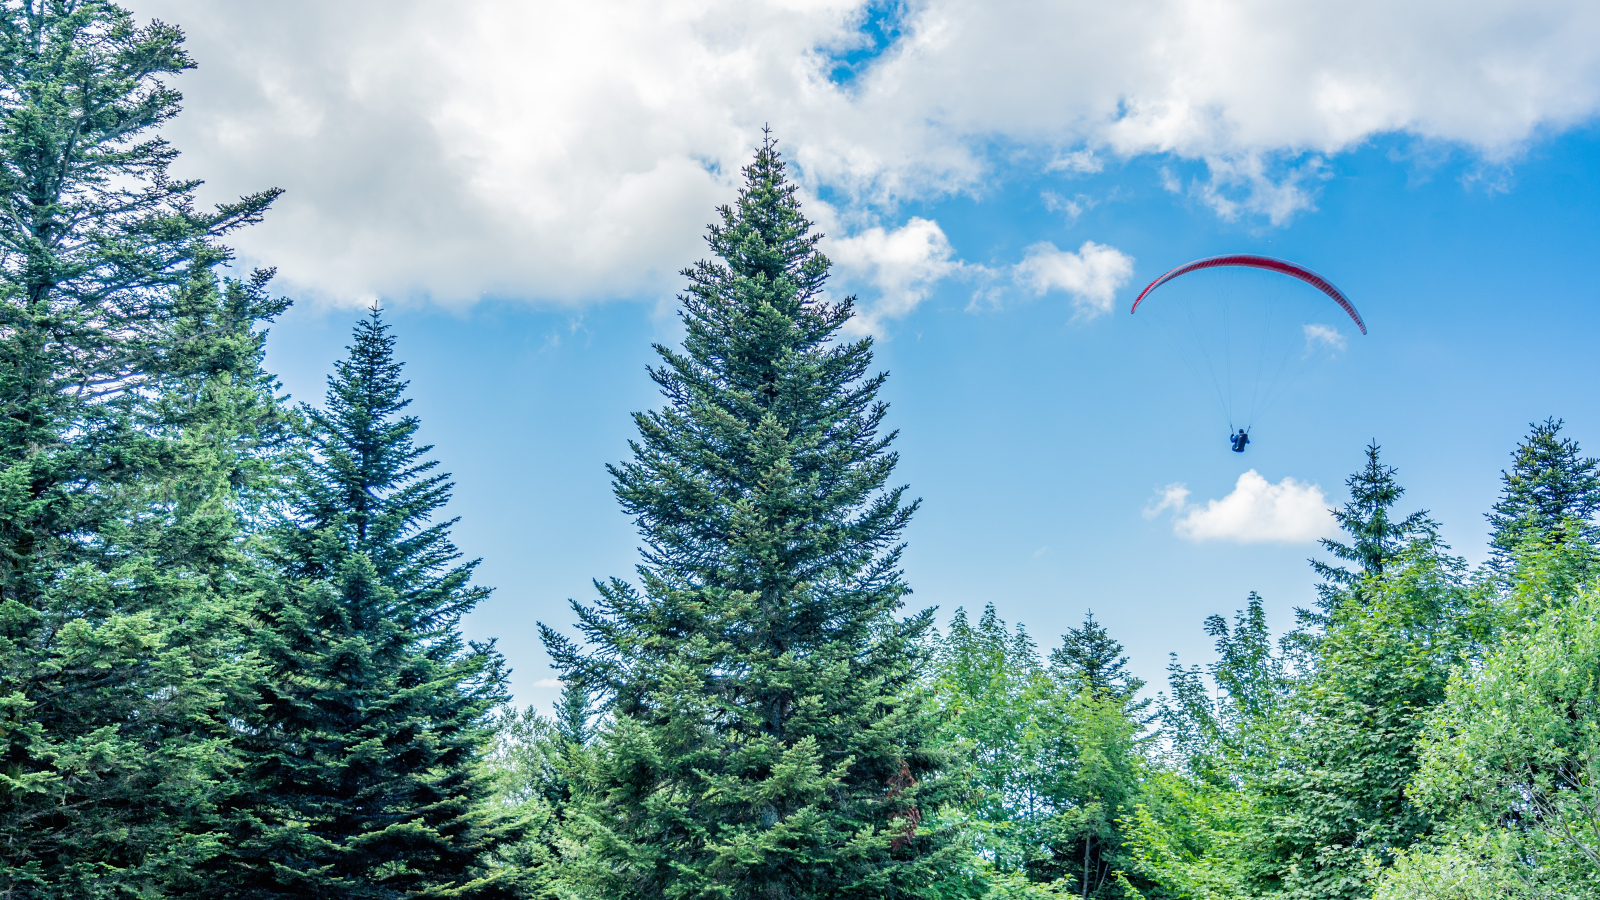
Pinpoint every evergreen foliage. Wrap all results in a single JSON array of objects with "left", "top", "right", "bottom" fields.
[
  {"left": 0, "top": 3, "right": 279, "bottom": 894},
  {"left": 4, "top": 7, "right": 1598, "bottom": 898},
  {"left": 542, "top": 135, "right": 965, "bottom": 900},
  {"left": 1249, "top": 540, "right": 1478, "bottom": 900},
  {"left": 1309, "top": 443, "right": 1434, "bottom": 609},
  {"left": 1136, "top": 453, "right": 1483, "bottom": 900},
  {"left": 1487, "top": 417, "right": 1600, "bottom": 562},
  {"left": 1050, "top": 611, "right": 1143, "bottom": 701},
  {"left": 229, "top": 310, "right": 515, "bottom": 898}
]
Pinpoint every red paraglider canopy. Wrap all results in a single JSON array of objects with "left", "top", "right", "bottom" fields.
[{"left": 1130, "top": 254, "right": 1366, "bottom": 335}]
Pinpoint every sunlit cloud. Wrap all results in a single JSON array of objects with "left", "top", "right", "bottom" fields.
[
  {"left": 1148, "top": 470, "right": 1337, "bottom": 544},
  {"left": 129, "top": 0, "right": 1600, "bottom": 309},
  {"left": 1144, "top": 483, "right": 1192, "bottom": 519},
  {"left": 1012, "top": 241, "right": 1137, "bottom": 318},
  {"left": 828, "top": 217, "right": 962, "bottom": 335}
]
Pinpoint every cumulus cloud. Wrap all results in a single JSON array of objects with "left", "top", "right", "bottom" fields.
[
  {"left": 1149, "top": 470, "right": 1337, "bottom": 544},
  {"left": 1303, "top": 323, "right": 1348, "bottom": 352},
  {"left": 127, "top": 0, "right": 1600, "bottom": 308},
  {"left": 825, "top": 217, "right": 962, "bottom": 333},
  {"left": 1012, "top": 241, "right": 1136, "bottom": 317}
]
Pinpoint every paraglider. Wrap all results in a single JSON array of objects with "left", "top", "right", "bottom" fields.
[
  {"left": 1132, "top": 254, "right": 1366, "bottom": 334},
  {"left": 1130, "top": 254, "right": 1365, "bottom": 446}
]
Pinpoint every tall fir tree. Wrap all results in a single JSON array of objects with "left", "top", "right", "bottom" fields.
[
  {"left": 230, "top": 310, "right": 516, "bottom": 898},
  {"left": 1050, "top": 610, "right": 1144, "bottom": 701},
  {"left": 1486, "top": 417, "right": 1600, "bottom": 562},
  {"left": 542, "top": 135, "right": 966, "bottom": 900},
  {"left": 0, "top": 3, "right": 279, "bottom": 895},
  {"left": 1255, "top": 447, "right": 1471, "bottom": 899},
  {"left": 122, "top": 268, "right": 293, "bottom": 895},
  {"left": 1308, "top": 443, "right": 1434, "bottom": 613}
]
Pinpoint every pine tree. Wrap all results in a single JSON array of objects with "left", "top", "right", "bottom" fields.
[
  {"left": 542, "top": 135, "right": 965, "bottom": 900},
  {"left": 1050, "top": 610, "right": 1143, "bottom": 701},
  {"left": 1486, "top": 417, "right": 1600, "bottom": 562},
  {"left": 125, "top": 268, "right": 294, "bottom": 895},
  {"left": 231, "top": 310, "right": 516, "bottom": 898},
  {"left": 0, "top": 4, "right": 278, "bottom": 894},
  {"left": 1309, "top": 443, "right": 1434, "bottom": 611}
]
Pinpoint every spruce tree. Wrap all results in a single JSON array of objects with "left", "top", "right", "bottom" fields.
[
  {"left": 1486, "top": 417, "right": 1600, "bottom": 562},
  {"left": 0, "top": 3, "right": 279, "bottom": 894},
  {"left": 125, "top": 268, "right": 293, "bottom": 895},
  {"left": 542, "top": 135, "right": 965, "bottom": 900},
  {"left": 1050, "top": 610, "right": 1143, "bottom": 701},
  {"left": 1309, "top": 443, "right": 1434, "bottom": 611},
  {"left": 231, "top": 310, "right": 515, "bottom": 898}
]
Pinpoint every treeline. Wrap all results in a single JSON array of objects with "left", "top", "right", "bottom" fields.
[{"left": 5, "top": 4, "right": 1599, "bottom": 899}]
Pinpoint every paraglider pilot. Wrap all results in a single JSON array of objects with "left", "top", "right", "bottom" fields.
[{"left": 1230, "top": 429, "right": 1250, "bottom": 453}]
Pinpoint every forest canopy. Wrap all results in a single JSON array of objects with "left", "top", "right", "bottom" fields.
[{"left": 3, "top": 3, "right": 1598, "bottom": 899}]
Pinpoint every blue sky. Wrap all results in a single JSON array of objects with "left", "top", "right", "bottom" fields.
[{"left": 132, "top": 0, "right": 1600, "bottom": 708}]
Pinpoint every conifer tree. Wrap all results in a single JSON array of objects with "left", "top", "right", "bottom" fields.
[
  {"left": 543, "top": 135, "right": 964, "bottom": 900},
  {"left": 1041, "top": 615, "right": 1150, "bottom": 898},
  {"left": 1243, "top": 448, "right": 1469, "bottom": 899},
  {"left": 0, "top": 4, "right": 279, "bottom": 894},
  {"left": 1051, "top": 610, "right": 1143, "bottom": 701},
  {"left": 231, "top": 310, "right": 515, "bottom": 898},
  {"left": 125, "top": 269, "right": 293, "bottom": 894},
  {"left": 1487, "top": 417, "right": 1600, "bottom": 562},
  {"left": 1309, "top": 443, "right": 1434, "bottom": 611}
]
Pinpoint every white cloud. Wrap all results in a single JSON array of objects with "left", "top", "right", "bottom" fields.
[
  {"left": 1045, "top": 149, "right": 1104, "bottom": 175},
  {"left": 826, "top": 216, "right": 962, "bottom": 334},
  {"left": 1041, "top": 190, "right": 1096, "bottom": 221},
  {"left": 1150, "top": 470, "right": 1337, "bottom": 544},
  {"left": 1303, "top": 323, "right": 1348, "bottom": 352},
  {"left": 1190, "top": 154, "right": 1330, "bottom": 224},
  {"left": 126, "top": 0, "right": 1600, "bottom": 308},
  {"left": 530, "top": 678, "right": 564, "bottom": 689},
  {"left": 1144, "top": 483, "right": 1192, "bottom": 519},
  {"left": 1012, "top": 241, "right": 1136, "bottom": 317}
]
